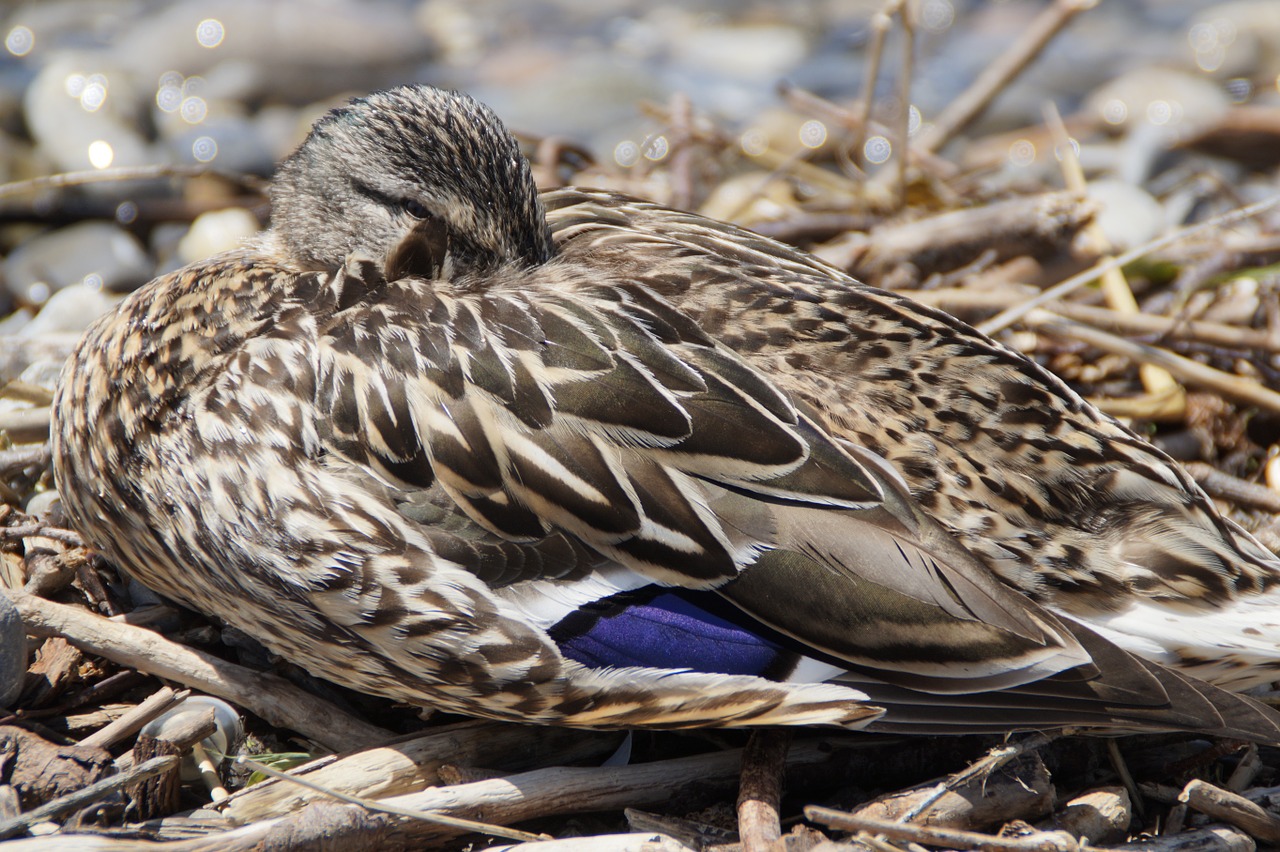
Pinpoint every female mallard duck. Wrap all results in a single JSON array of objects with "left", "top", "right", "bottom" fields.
[{"left": 52, "top": 85, "right": 1280, "bottom": 738}]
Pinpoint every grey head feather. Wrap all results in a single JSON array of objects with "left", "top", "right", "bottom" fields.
[{"left": 269, "top": 85, "right": 554, "bottom": 275}]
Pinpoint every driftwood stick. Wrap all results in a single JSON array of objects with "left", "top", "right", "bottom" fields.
[
  {"left": 1051, "top": 302, "right": 1280, "bottom": 354},
  {"left": 9, "top": 590, "right": 391, "bottom": 751},
  {"left": 857, "top": 752, "right": 1054, "bottom": 830},
  {"left": 1226, "top": 745, "right": 1263, "bottom": 792},
  {"left": 80, "top": 685, "right": 189, "bottom": 749},
  {"left": 915, "top": 287, "right": 1280, "bottom": 362},
  {"left": 237, "top": 754, "right": 548, "bottom": 843},
  {"left": 1178, "top": 778, "right": 1280, "bottom": 845},
  {"left": 625, "top": 807, "right": 737, "bottom": 849},
  {"left": 0, "top": 445, "right": 51, "bottom": 478},
  {"left": 848, "top": 0, "right": 898, "bottom": 172},
  {"left": 222, "top": 720, "right": 623, "bottom": 823},
  {"left": 373, "top": 738, "right": 841, "bottom": 846},
  {"left": 778, "top": 82, "right": 957, "bottom": 178},
  {"left": 1045, "top": 100, "right": 1180, "bottom": 403},
  {"left": 483, "top": 836, "right": 697, "bottom": 852},
  {"left": 805, "top": 807, "right": 1081, "bottom": 851},
  {"left": 737, "top": 729, "right": 790, "bottom": 852},
  {"left": 1039, "top": 787, "right": 1130, "bottom": 845},
  {"left": 825, "top": 191, "right": 1095, "bottom": 278},
  {"left": 898, "top": 730, "right": 1065, "bottom": 824},
  {"left": 891, "top": 1, "right": 913, "bottom": 210},
  {"left": 0, "top": 803, "right": 384, "bottom": 851},
  {"left": 0, "top": 408, "right": 50, "bottom": 444},
  {"left": 1, "top": 523, "right": 84, "bottom": 547}
]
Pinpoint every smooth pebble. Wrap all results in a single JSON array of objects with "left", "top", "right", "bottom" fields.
[
  {"left": 177, "top": 208, "right": 260, "bottom": 264},
  {"left": 3, "top": 222, "right": 152, "bottom": 304}
]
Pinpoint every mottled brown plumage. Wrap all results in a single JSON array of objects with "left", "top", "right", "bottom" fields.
[{"left": 51, "top": 85, "right": 1280, "bottom": 739}]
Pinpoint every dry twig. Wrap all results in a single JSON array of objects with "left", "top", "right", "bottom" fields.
[
  {"left": 9, "top": 590, "right": 391, "bottom": 751},
  {"left": 0, "top": 164, "right": 268, "bottom": 200},
  {"left": 916, "top": 0, "right": 1099, "bottom": 154},
  {"left": 806, "top": 807, "right": 1082, "bottom": 851},
  {"left": 1026, "top": 310, "right": 1280, "bottom": 413},
  {"left": 978, "top": 194, "right": 1280, "bottom": 335},
  {"left": 1183, "top": 463, "right": 1280, "bottom": 514}
]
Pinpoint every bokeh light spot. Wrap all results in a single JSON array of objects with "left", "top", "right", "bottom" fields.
[
  {"left": 196, "top": 19, "right": 225, "bottom": 48},
  {"left": 864, "top": 136, "right": 892, "bottom": 165},
  {"left": 88, "top": 140, "right": 114, "bottom": 169},
  {"left": 5, "top": 26, "right": 33, "bottom": 57}
]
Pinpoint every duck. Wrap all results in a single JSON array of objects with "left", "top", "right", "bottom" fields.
[{"left": 51, "top": 84, "right": 1280, "bottom": 739}]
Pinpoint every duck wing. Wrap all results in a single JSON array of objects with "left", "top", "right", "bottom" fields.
[{"left": 313, "top": 253, "right": 1280, "bottom": 739}]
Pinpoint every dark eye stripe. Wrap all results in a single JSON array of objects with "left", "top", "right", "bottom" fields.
[{"left": 351, "top": 179, "right": 432, "bottom": 220}]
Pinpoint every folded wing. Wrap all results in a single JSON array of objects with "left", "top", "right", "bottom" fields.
[{"left": 312, "top": 253, "right": 1280, "bottom": 739}]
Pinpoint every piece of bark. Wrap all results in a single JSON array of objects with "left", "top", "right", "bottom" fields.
[
  {"left": 128, "top": 735, "right": 184, "bottom": 821},
  {"left": 846, "top": 752, "right": 1054, "bottom": 831},
  {"left": 19, "top": 637, "right": 83, "bottom": 709},
  {"left": 0, "top": 725, "right": 113, "bottom": 810},
  {"left": 0, "top": 754, "right": 177, "bottom": 841},
  {"left": 1038, "top": 786, "right": 1130, "bottom": 845}
]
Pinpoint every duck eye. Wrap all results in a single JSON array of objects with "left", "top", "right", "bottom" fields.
[{"left": 403, "top": 198, "right": 431, "bottom": 219}]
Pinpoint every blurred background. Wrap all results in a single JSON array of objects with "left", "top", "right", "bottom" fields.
[{"left": 0, "top": 0, "right": 1272, "bottom": 312}]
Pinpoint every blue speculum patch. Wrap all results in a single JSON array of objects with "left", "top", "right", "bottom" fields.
[{"left": 550, "top": 589, "right": 792, "bottom": 677}]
